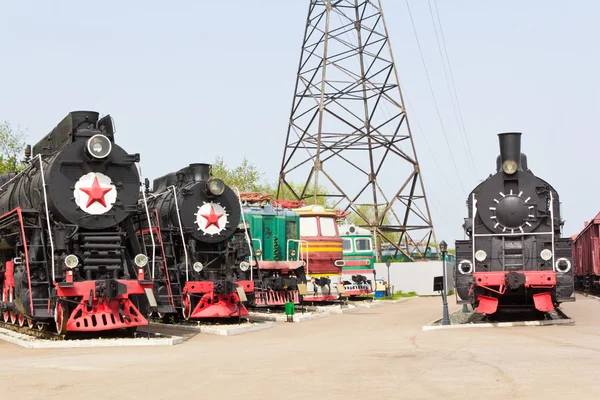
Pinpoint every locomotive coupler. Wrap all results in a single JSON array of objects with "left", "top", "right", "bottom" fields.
[
  {"left": 314, "top": 277, "right": 331, "bottom": 287},
  {"left": 213, "top": 280, "right": 236, "bottom": 295},
  {"left": 95, "top": 279, "right": 127, "bottom": 300},
  {"left": 351, "top": 275, "right": 367, "bottom": 284},
  {"left": 505, "top": 271, "right": 526, "bottom": 290}
]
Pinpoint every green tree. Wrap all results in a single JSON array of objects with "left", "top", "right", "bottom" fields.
[
  {"left": 346, "top": 204, "right": 403, "bottom": 245},
  {"left": 210, "top": 156, "right": 272, "bottom": 193},
  {"left": 347, "top": 204, "right": 392, "bottom": 226},
  {"left": 210, "top": 156, "right": 343, "bottom": 210},
  {"left": 0, "top": 120, "right": 27, "bottom": 174},
  {"left": 277, "top": 180, "right": 331, "bottom": 207}
]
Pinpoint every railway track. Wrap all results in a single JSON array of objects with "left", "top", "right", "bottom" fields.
[
  {"left": 0, "top": 320, "right": 63, "bottom": 340},
  {"left": 474, "top": 307, "right": 571, "bottom": 323},
  {"left": 0, "top": 320, "right": 145, "bottom": 341}
]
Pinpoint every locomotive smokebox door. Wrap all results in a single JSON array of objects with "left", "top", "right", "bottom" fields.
[{"left": 433, "top": 276, "right": 443, "bottom": 292}]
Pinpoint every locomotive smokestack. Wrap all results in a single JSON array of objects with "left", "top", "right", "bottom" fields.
[
  {"left": 498, "top": 132, "right": 522, "bottom": 174},
  {"left": 189, "top": 163, "right": 210, "bottom": 182}
]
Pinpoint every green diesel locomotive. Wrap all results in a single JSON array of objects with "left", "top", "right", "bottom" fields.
[{"left": 241, "top": 197, "right": 306, "bottom": 306}]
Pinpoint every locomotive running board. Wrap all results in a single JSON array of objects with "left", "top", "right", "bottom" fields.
[
  {"left": 533, "top": 292, "right": 555, "bottom": 312},
  {"left": 476, "top": 295, "right": 498, "bottom": 314}
]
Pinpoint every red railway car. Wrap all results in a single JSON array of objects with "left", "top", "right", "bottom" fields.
[
  {"left": 292, "top": 204, "right": 344, "bottom": 301},
  {"left": 572, "top": 212, "right": 600, "bottom": 292}
]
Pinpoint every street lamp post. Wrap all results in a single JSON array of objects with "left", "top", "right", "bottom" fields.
[
  {"left": 440, "top": 241, "right": 450, "bottom": 326},
  {"left": 386, "top": 258, "right": 391, "bottom": 299}
]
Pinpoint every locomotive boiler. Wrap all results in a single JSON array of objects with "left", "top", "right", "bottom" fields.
[
  {"left": 454, "top": 132, "right": 574, "bottom": 314},
  {"left": 141, "top": 163, "right": 254, "bottom": 319},
  {"left": 0, "top": 111, "right": 153, "bottom": 334}
]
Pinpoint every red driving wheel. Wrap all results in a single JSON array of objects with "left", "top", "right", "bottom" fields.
[
  {"left": 2, "top": 291, "right": 8, "bottom": 323},
  {"left": 182, "top": 294, "right": 192, "bottom": 321},
  {"left": 55, "top": 302, "right": 68, "bottom": 335}
]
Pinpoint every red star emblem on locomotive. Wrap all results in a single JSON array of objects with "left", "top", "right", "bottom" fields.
[
  {"left": 79, "top": 176, "right": 113, "bottom": 207},
  {"left": 195, "top": 202, "right": 228, "bottom": 234},
  {"left": 200, "top": 205, "right": 224, "bottom": 229}
]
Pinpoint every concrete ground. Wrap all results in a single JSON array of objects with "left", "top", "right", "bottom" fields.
[{"left": 1, "top": 295, "right": 598, "bottom": 400}]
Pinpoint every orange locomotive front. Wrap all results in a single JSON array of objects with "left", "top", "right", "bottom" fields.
[{"left": 293, "top": 205, "right": 345, "bottom": 301}]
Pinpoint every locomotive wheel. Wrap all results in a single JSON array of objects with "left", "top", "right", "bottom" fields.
[
  {"left": 17, "top": 314, "right": 25, "bottom": 327},
  {"left": 10, "top": 312, "right": 17, "bottom": 325},
  {"left": 154, "top": 311, "right": 172, "bottom": 324},
  {"left": 27, "top": 318, "right": 34, "bottom": 329},
  {"left": 182, "top": 295, "right": 192, "bottom": 321},
  {"left": 36, "top": 322, "right": 47, "bottom": 331},
  {"left": 2, "top": 292, "right": 8, "bottom": 323},
  {"left": 55, "top": 302, "right": 68, "bottom": 335}
]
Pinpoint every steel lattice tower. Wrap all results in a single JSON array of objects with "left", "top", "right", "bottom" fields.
[{"left": 277, "top": 0, "right": 437, "bottom": 261}]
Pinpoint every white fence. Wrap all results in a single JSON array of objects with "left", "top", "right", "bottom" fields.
[{"left": 374, "top": 261, "right": 455, "bottom": 296}]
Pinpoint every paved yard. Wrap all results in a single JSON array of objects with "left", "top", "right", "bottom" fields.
[{"left": 0, "top": 295, "right": 598, "bottom": 400}]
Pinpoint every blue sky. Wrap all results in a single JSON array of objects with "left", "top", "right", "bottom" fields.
[{"left": 1, "top": 0, "right": 598, "bottom": 244}]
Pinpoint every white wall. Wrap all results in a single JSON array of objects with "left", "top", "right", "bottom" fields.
[{"left": 374, "top": 261, "right": 455, "bottom": 296}]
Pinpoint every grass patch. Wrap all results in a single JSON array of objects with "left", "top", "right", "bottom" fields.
[
  {"left": 373, "top": 290, "right": 418, "bottom": 300},
  {"left": 391, "top": 290, "right": 418, "bottom": 299}
]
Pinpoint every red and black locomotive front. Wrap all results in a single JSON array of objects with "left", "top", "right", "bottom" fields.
[
  {"left": 143, "top": 163, "right": 253, "bottom": 319},
  {"left": 454, "top": 132, "right": 575, "bottom": 315},
  {"left": 0, "top": 111, "right": 152, "bottom": 334}
]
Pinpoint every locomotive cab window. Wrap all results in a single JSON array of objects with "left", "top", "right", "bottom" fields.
[
  {"left": 355, "top": 238, "right": 372, "bottom": 252},
  {"left": 300, "top": 217, "right": 318, "bottom": 237},
  {"left": 319, "top": 217, "right": 337, "bottom": 237},
  {"left": 343, "top": 238, "right": 352, "bottom": 253},
  {"left": 286, "top": 221, "right": 297, "bottom": 240}
]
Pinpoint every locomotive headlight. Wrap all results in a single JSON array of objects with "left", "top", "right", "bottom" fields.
[
  {"left": 255, "top": 248, "right": 262, "bottom": 257},
  {"left": 134, "top": 253, "right": 148, "bottom": 268},
  {"left": 64, "top": 254, "right": 79, "bottom": 269},
  {"left": 502, "top": 159, "right": 518, "bottom": 175},
  {"left": 86, "top": 134, "right": 112, "bottom": 159},
  {"left": 206, "top": 178, "right": 225, "bottom": 196},
  {"left": 290, "top": 249, "right": 297, "bottom": 258},
  {"left": 540, "top": 249, "right": 553, "bottom": 261},
  {"left": 458, "top": 260, "right": 473, "bottom": 275},
  {"left": 475, "top": 250, "right": 487, "bottom": 262},
  {"left": 555, "top": 258, "right": 571, "bottom": 273},
  {"left": 239, "top": 261, "right": 250, "bottom": 272},
  {"left": 193, "top": 262, "right": 204, "bottom": 272}
]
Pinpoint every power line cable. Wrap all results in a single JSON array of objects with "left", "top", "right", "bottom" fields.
[
  {"left": 426, "top": 0, "right": 478, "bottom": 182},
  {"left": 432, "top": 0, "right": 478, "bottom": 179},
  {"left": 399, "top": 79, "right": 463, "bottom": 201},
  {"left": 404, "top": 0, "right": 467, "bottom": 196}
]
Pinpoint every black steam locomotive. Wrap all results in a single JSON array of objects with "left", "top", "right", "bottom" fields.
[
  {"left": 0, "top": 111, "right": 153, "bottom": 334},
  {"left": 455, "top": 132, "right": 574, "bottom": 314},
  {"left": 141, "top": 163, "right": 253, "bottom": 319}
]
